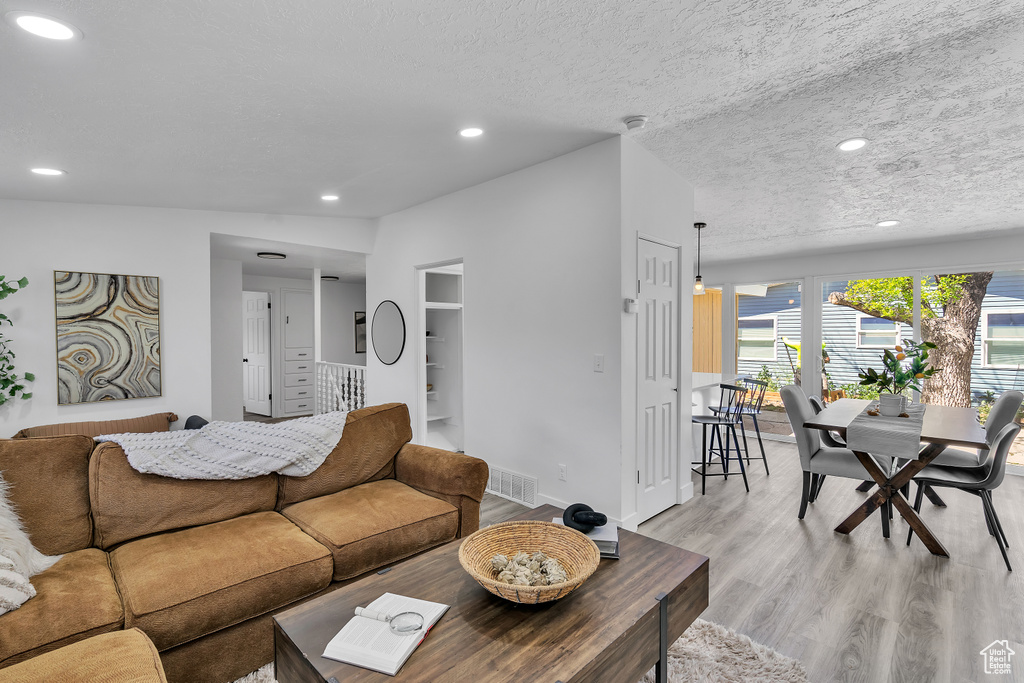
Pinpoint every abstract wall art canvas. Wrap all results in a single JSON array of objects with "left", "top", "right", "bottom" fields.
[{"left": 55, "top": 271, "right": 161, "bottom": 404}]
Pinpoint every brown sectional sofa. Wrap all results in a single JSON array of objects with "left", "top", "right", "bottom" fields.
[{"left": 0, "top": 403, "right": 488, "bottom": 683}]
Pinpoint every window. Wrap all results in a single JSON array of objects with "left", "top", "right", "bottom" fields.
[
  {"left": 983, "top": 310, "right": 1024, "bottom": 368},
  {"left": 737, "top": 317, "right": 776, "bottom": 360},
  {"left": 857, "top": 315, "right": 901, "bottom": 348}
]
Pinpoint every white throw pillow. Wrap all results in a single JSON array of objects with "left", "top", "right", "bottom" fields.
[
  {"left": 0, "top": 549, "right": 35, "bottom": 615},
  {"left": 0, "top": 473, "right": 61, "bottom": 578}
]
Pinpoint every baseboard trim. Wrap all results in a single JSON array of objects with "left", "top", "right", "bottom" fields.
[{"left": 678, "top": 480, "right": 694, "bottom": 504}]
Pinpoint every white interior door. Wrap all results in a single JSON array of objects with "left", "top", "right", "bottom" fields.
[
  {"left": 243, "top": 291, "right": 272, "bottom": 416},
  {"left": 637, "top": 238, "right": 680, "bottom": 522}
]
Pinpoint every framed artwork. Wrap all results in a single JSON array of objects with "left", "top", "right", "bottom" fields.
[
  {"left": 354, "top": 311, "right": 367, "bottom": 353},
  {"left": 55, "top": 271, "right": 161, "bottom": 404}
]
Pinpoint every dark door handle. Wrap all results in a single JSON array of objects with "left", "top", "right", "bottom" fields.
[{"left": 243, "top": 358, "right": 248, "bottom": 363}]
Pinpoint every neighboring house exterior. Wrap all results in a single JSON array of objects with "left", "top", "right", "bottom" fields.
[{"left": 735, "top": 273, "right": 1024, "bottom": 402}]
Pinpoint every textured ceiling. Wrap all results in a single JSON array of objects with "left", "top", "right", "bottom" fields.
[{"left": 1, "top": 0, "right": 1022, "bottom": 261}]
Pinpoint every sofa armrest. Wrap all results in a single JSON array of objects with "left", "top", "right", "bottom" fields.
[{"left": 394, "top": 444, "right": 488, "bottom": 537}]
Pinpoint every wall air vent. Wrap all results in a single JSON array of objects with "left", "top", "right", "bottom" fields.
[{"left": 486, "top": 465, "right": 537, "bottom": 507}]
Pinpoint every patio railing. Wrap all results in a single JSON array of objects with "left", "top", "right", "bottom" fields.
[{"left": 315, "top": 361, "right": 366, "bottom": 414}]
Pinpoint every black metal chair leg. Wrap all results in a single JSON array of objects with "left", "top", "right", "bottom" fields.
[
  {"left": 720, "top": 425, "right": 729, "bottom": 477},
  {"left": 751, "top": 414, "right": 769, "bottom": 475},
  {"left": 730, "top": 425, "right": 749, "bottom": 492},
  {"left": 738, "top": 415, "right": 751, "bottom": 466},
  {"left": 907, "top": 483, "right": 926, "bottom": 546},
  {"left": 981, "top": 491, "right": 1012, "bottom": 571},
  {"left": 984, "top": 490, "right": 1010, "bottom": 549},
  {"left": 808, "top": 474, "right": 819, "bottom": 503},
  {"left": 799, "top": 471, "right": 810, "bottom": 519},
  {"left": 815, "top": 474, "right": 826, "bottom": 500},
  {"left": 923, "top": 485, "right": 948, "bottom": 507},
  {"left": 881, "top": 495, "right": 891, "bottom": 538},
  {"left": 700, "top": 424, "right": 708, "bottom": 496}
]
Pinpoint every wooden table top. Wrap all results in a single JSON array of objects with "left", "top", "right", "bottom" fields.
[
  {"left": 803, "top": 398, "right": 988, "bottom": 450},
  {"left": 274, "top": 504, "right": 709, "bottom": 683}
]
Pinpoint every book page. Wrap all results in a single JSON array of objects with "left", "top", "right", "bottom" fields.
[{"left": 322, "top": 593, "right": 450, "bottom": 674}]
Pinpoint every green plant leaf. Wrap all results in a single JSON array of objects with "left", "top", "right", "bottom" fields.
[
  {"left": 16, "top": 277, "right": 28, "bottom": 288},
  {"left": 23, "top": 372, "right": 35, "bottom": 382}
]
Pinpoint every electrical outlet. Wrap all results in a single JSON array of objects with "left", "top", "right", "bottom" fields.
[
  {"left": 558, "top": 464, "right": 567, "bottom": 482},
  {"left": 593, "top": 354, "right": 605, "bottom": 373}
]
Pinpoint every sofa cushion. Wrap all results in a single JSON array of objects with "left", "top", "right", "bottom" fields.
[
  {"left": 0, "top": 549, "right": 124, "bottom": 668},
  {"left": 0, "top": 628, "right": 167, "bottom": 683},
  {"left": 90, "top": 441, "right": 279, "bottom": 549},
  {"left": 282, "top": 479, "right": 458, "bottom": 581},
  {"left": 13, "top": 412, "right": 178, "bottom": 439},
  {"left": 110, "top": 511, "right": 332, "bottom": 651},
  {"left": 276, "top": 403, "right": 413, "bottom": 507},
  {"left": 0, "top": 435, "right": 94, "bottom": 555}
]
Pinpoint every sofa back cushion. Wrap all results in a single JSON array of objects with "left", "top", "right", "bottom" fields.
[
  {"left": 276, "top": 403, "right": 413, "bottom": 508},
  {"left": 90, "top": 442, "right": 278, "bottom": 549},
  {"left": 13, "top": 412, "right": 178, "bottom": 439},
  {"left": 0, "top": 435, "right": 94, "bottom": 555}
]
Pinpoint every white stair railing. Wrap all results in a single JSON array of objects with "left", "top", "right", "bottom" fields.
[{"left": 316, "top": 362, "right": 366, "bottom": 414}]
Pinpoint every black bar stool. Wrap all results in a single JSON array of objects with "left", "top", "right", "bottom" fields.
[
  {"left": 692, "top": 383, "right": 750, "bottom": 495},
  {"left": 710, "top": 378, "right": 770, "bottom": 474}
]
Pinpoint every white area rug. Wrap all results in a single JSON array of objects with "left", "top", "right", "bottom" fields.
[{"left": 232, "top": 618, "right": 807, "bottom": 683}]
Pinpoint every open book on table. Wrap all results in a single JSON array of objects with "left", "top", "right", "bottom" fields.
[{"left": 322, "top": 593, "right": 449, "bottom": 676}]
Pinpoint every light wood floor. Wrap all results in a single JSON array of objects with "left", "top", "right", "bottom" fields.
[{"left": 480, "top": 440, "right": 1024, "bottom": 683}]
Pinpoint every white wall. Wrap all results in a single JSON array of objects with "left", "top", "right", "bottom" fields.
[
  {"left": 321, "top": 282, "right": 367, "bottom": 366},
  {"left": 368, "top": 138, "right": 625, "bottom": 517},
  {"left": 618, "top": 138, "right": 695, "bottom": 527},
  {"left": 210, "top": 259, "right": 243, "bottom": 421},
  {"left": 0, "top": 199, "right": 373, "bottom": 437},
  {"left": 367, "top": 137, "right": 694, "bottom": 526}
]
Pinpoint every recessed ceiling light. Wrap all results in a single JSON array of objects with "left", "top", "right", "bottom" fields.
[
  {"left": 876, "top": 220, "right": 901, "bottom": 227},
  {"left": 837, "top": 137, "right": 868, "bottom": 152},
  {"left": 30, "top": 167, "right": 66, "bottom": 176},
  {"left": 257, "top": 252, "right": 286, "bottom": 260},
  {"left": 5, "top": 12, "right": 81, "bottom": 40},
  {"left": 321, "top": 275, "right": 340, "bottom": 281},
  {"left": 459, "top": 128, "right": 484, "bottom": 138},
  {"left": 321, "top": 195, "right": 339, "bottom": 201}
]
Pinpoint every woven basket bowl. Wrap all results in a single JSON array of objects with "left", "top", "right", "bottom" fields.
[{"left": 458, "top": 520, "right": 600, "bottom": 604}]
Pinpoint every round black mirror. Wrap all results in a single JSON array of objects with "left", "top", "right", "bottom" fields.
[{"left": 371, "top": 300, "right": 406, "bottom": 365}]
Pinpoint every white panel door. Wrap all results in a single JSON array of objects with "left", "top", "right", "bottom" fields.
[
  {"left": 242, "top": 291, "right": 271, "bottom": 416},
  {"left": 637, "top": 238, "right": 680, "bottom": 522}
]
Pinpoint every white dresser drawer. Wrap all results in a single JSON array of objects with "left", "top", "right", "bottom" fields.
[
  {"left": 285, "top": 386, "right": 313, "bottom": 400},
  {"left": 284, "top": 397, "right": 313, "bottom": 414},
  {"left": 285, "top": 360, "right": 314, "bottom": 374},
  {"left": 284, "top": 373, "right": 313, "bottom": 388},
  {"left": 285, "top": 347, "right": 313, "bottom": 361}
]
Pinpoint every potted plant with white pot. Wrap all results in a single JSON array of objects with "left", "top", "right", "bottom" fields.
[{"left": 857, "top": 339, "right": 940, "bottom": 416}]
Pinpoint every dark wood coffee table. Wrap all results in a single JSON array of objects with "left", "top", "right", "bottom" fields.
[{"left": 274, "top": 504, "right": 709, "bottom": 683}]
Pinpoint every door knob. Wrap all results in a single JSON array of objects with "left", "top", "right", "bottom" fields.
[{"left": 243, "top": 358, "right": 249, "bottom": 363}]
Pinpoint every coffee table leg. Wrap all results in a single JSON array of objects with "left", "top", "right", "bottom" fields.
[{"left": 656, "top": 592, "right": 669, "bottom": 683}]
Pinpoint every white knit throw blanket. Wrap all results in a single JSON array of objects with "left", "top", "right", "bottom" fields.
[{"left": 95, "top": 411, "right": 348, "bottom": 480}]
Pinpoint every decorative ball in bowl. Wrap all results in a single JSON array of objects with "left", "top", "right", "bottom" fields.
[{"left": 458, "top": 520, "right": 600, "bottom": 604}]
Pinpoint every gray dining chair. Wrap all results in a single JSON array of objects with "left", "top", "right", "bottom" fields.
[
  {"left": 906, "top": 421, "right": 1020, "bottom": 570},
  {"left": 781, "top": 385, "right": 892, "bottom": 521},
  {"left": 929, "top": 390, "right": 1022, "bottom": 467}
]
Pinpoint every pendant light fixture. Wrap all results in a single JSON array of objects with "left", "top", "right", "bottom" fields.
[{"left": 693, "top": 222, "right": 706, "bottom": 295}]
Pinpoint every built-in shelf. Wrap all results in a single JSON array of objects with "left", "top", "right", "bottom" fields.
[
  {"left": 427, "top": 414, "right": 452, "bottom": 422},
  {"left": 425, "top": 302, "right": 462, "bottom": 310},
  {"left": 425, "top": 336, "right": 445, "bottom": 342}
]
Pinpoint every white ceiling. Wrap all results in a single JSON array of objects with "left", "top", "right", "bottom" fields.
[
  {"left": 210, "top": 233, "right": 365, "bottom": 282},
  {"left": 2, "top": 0, "right": 1022, "bottom": 262}
]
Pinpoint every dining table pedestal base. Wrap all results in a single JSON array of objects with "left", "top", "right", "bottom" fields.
[{"left": 834, "top": 442, "right": 950, "bottom": 557}]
